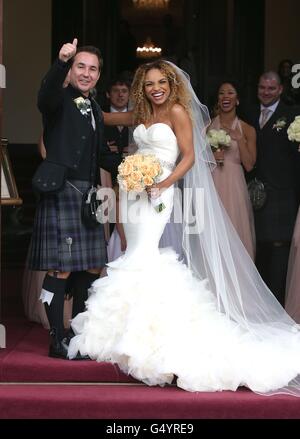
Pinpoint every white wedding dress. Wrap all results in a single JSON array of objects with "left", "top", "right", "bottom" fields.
[{"left": 69, "top": 123, "right": 300, "bottom": 393}]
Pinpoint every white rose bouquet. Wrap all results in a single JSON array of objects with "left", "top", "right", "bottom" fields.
[
  {"left": 207, "top": 129, "right": 232, "bottom": 166},
  {"left": 117, "top": 154, "right": 165, "bottom": 212},
  {"left": 287, "top": 116, "right": 300, "bottom": 143}
]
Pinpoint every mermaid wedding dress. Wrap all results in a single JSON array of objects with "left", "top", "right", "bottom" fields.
[{"left": 68, "top": 122, "right": 300, "bottom": 393}]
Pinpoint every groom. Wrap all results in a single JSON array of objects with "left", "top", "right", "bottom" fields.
[
  {"left": 246, "top": 71, "right": 300, "bottom": 305},
  {"left": 29, "top": 39, "right": 113, "bottom": 359}
]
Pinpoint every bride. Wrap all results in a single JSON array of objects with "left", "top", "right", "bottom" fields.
[{"left": 68, "top": 60, "right": 300, "bottom": 395}]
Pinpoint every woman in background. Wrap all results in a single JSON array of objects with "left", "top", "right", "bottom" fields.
[{"left": 209, "top": 80, "right": 256, "bottom": 259}]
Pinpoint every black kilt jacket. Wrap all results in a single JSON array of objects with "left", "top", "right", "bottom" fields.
[{"left": 34, "top": 58, "right": 114, "bottom": 190}]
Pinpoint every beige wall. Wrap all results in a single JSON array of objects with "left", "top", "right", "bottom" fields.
[
  {"left": 3, "top": 0, "right": 51, "bottom": 143},
  {"left": 265, "top": 0, "right": 300, "bottom": 70}
]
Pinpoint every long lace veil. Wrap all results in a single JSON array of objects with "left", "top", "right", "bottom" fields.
[{"left": 166, "top": 61, "right": 300, "bottom": 396}]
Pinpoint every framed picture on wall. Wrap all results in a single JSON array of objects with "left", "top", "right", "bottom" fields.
[{"left": 1, "top": 138, "right": 22, "bottom": 205}]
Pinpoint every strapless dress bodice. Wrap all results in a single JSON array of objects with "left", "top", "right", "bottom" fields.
[{"left": 133, "top": 123, "right": 180, "bottom": 165}]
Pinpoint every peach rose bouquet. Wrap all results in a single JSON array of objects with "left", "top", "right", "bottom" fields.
[{"left": 117, "top": 154, "right": 165, "bottom": 212}]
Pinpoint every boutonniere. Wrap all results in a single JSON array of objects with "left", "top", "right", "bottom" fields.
[
  {"left": 272, "top": 117, "right": 287, "bottom": 131},
  {"left": 73, "top": 96, "right": 91, "bottom": 117}
]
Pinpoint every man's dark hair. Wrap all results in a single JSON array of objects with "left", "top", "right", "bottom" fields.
[
  {"left": 106, "top": 77, "right": 131, "bottom": 94},
  {"left": 71, "top": 46, "right": 103, "bottom": 70}
]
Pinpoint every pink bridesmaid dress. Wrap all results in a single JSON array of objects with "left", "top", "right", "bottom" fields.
[
  {"left": 210, "top": 116, "right": 256, "bottom": 260},
  {"left": 285, "top": 206, "right": 300, "bottom": 322}
]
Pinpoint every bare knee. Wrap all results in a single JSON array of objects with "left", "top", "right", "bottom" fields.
[
  {"left": 86, "top": 268, "right": 102, "bottom": 276},
  {"left": 47, "top": 270, "right": 71, "bottom": 279}
]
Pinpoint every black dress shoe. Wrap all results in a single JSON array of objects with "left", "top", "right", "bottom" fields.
[
  {"left": 63, "top": 328, "right": 75, "bottom": 346},
  {"left": 48, "top": 329, "right": 90, "bottom": 360},
  {"left": 48, "top": 336, "right": 69, "bottom": 359}
]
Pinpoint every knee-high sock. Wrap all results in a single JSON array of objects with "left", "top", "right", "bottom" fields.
[
  {"left": 42, "top": 274, "right": 67, "bottom": 341},
  {"left": 71, "top": 271, "right": 99, "bottom": 318}
]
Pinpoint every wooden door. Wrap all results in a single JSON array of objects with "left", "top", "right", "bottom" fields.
[{"left": 0, "top": 0, "right": 6, "bottom": 346}]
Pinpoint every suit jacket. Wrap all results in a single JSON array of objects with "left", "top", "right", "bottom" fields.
[
  {"left": 246, "top": 101, "right": 299, "bottom": 190},
  {"left": 102, "top": 104, "right": 129, "bottom": 153},
  {"left": 246, "top": 101, "right": 300, "bottom": 240},
  {"left": 33, "top": 59, "right": 114, "bottom": 191},
  {"left": 101, "top": 105, "right": 129, "bottom": 182}
]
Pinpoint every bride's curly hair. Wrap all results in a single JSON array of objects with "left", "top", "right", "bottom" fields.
[{"left": 130, "top": 60, "right": 193, "bottom": 125}]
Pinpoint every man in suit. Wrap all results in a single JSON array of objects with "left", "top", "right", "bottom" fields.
[
  {"left": 29, "top": 39, "right": 113, "bottom": 358},
  {"left": 246, "top": 71, "right": 300, "bottom": 305},
  {"left": 102, "top": 77, "right": 131, "bottom": 184}
]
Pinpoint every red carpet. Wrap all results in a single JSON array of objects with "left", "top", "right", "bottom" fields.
[
  {"left": 1, "top": 384, "right": 300, "bottom": 419},
  {"left": 1, "top": 317, "right": 300, "bottom": 419},
  {"left": 0, "top": 319, "right": 136, "bottom": 383}
]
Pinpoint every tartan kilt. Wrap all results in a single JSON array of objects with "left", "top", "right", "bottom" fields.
[
  {"left": 254, "top": 186, "right": 298, "bottom": 242},
  {"left": 28, "top": 180, "right": 107, "bottom": 271}
]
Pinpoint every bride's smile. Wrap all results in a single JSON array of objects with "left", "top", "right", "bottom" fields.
[{"left": 144, "top": 69, "right": 171, "bottom": 106}]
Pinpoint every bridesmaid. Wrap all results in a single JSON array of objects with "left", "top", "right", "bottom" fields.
[
  {"left": 209, "top": 81, "right": 257, "bottom": 259},
  {"left": 285, "top": 206, "right": 300, "bottom": 322}
]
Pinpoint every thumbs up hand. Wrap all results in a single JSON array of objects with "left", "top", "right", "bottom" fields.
[{"left": 59, "top": 38, "right": 78, "bottom": 63}]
